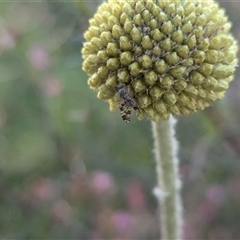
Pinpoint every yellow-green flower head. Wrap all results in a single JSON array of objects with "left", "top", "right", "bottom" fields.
[{"left": 82, "top": 0, "right": 238, "bottom": 122}]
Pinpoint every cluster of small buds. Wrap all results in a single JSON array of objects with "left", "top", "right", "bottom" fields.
[{"left": 82, "top": 0, "right": 238, "bottom": 122}]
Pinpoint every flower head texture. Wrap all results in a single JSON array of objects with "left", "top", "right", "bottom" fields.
[{"left": 82, "top": 0, "right": 238, "bottom": 121}]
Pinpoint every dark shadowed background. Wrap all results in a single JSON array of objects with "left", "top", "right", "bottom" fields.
[{"left": 0, "top": 1, "right": 240, "bottom": 239}]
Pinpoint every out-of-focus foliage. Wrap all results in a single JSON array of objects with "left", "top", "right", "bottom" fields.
[{"left": 0, "top": 1, "right": 240, "bottom": 239}]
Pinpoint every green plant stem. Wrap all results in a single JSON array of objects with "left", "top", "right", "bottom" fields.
[{"left": 151, "top": 117, "right": 183, "bottom": 240}]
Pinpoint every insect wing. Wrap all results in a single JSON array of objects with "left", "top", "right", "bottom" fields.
[
  {"left": 119, "top": 98, "right": 131, "bottom": 123},
  {"left": 117, "top": 84, "right": 139, "bottom": 123}
]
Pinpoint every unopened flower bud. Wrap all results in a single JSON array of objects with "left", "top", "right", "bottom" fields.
[{"left": 82, "top": 0, "right": 238, "bottom": 121}]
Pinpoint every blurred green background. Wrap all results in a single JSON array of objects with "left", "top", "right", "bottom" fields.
[{"left": 0, "top": 1, "right": 240, "bottom": 239}]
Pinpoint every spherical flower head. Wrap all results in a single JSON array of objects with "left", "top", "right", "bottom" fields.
[{"left": 82, "top": 0, "right": 238, "bottom": 122}]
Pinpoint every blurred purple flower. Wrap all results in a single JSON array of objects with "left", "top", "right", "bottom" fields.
[
  {"left": 206, "top": 184, "right": 225, "bottom": 206},
  {"left": 111, "top": 211, "right": 135, "bottom": 238},
  {"left": 89, "top": 171, "right": 115, "bottom": 195},
  {"left": 27, "top": 45, "right": 50, "bottom": 71}
]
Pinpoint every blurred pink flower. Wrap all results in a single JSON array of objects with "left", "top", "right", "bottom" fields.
[
  {"left": 51, "top": 200, "right": 72, "bottom": 223},
  {"left": 41, "top": 77, "right": 62, "bottom": 97},
  {"left": 111, "top": 211, "right": 135, "bottom": 238},
  {"left": 89, "top": 171, "right": 115, "bottom": 195},
  {"left": 126, "top": 178, "right": 146, "bottom": 211},
  {"left": 27, "top": 45, "right": 50, "bottom": 71},
  {"left": 30, "top": 178, "right": 57, "bottom": 202},
  {"left": 206, "top": 184, "right": 225, "bottom": 206}
]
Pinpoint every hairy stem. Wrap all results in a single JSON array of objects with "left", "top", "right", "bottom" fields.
[{"left": 151, "top": 117, "right": 183, "bottom": 239}]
